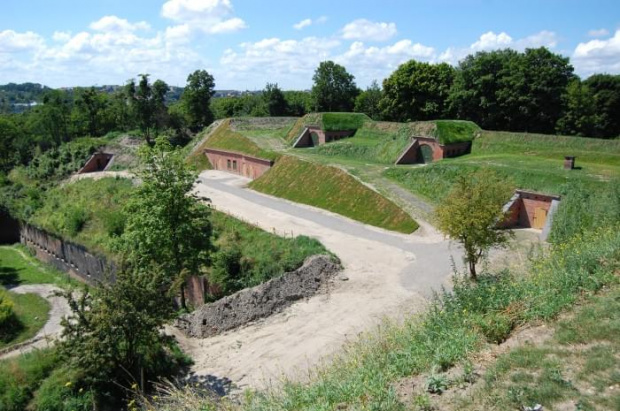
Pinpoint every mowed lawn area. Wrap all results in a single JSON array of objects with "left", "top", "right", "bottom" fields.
[
  {"left": 384, "top": 131, "right": 620, "bottom": 204},
  {"left": 0, "top": 246, "right": 70, "bottom": 350}
]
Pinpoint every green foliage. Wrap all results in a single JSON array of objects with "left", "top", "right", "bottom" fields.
[
  {"left": 262, "top": 83, "right": 288, "bottom": 116},
  {"left": 29, "top": 177, "right": 134, "bottom": 256},
  {"left": 0, "top": 291, "right": 49, "bottom": 349},
  {"left": 321, "top": 112, "right": 368, "bottom": 131},
  {"left": 311, "top": 61, "right": 359, "bottom": 112},
  {"left": 425, "top": 369, "right": 449, "bottom": 394},
  {"left": 181, "top": 69, "right": 216, "bottom": 131},
  {"left": 24, "top": 137, "right": 103, "bottom": 181},
  {"left": 208, "top": 211, "right": 329, "bottom": 298},
  {"left": 121, "top": 139, "right": 213, "bottom": 309},
  {"left": 126, "top": 74, "right": 169, "bottom": 144},
  {"left": 249, "top": 155, "right": 418, "bottom": 233},
  {"left": 354, "top": 80, "right": 383, "bottom": 120},
  {"left": 435, "top": 169, "right": 514, "bottom": 278},
  {"left": 380, "top": 60, "right": 455, "bottom": 121},
  {"left": 28, "top": 365, "right": 95, "bottom": 411},
  {"left": 449, "top": 47, "right": 575, "bottom": 134},
  {"left": 583, "top": 74, "right": 620, "bottom": 138},
  {"left": 0, "top": 349, "right": 60, "bottom": 411},
  {"left": 0, "top": 289, "right": 17, "bottom": 341}
]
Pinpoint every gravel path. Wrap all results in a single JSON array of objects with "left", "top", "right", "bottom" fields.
[
  {"left": 0, "top": 284, "right": 71, "bottom": 360},
  {"left": 170, "top": 170, "right": 462, "bottom": 391}
]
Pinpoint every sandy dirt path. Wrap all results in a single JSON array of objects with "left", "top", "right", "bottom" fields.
[
  {"left": 168, "top": 170, "right": 462, "bottom": 391},
  {"left": 0, "top": 284, "right": 71, "bottom": 360}
]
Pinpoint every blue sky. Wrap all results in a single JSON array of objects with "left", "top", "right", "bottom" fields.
[{"left": 1, "top": 0, "right": 619, "bottom": 89}]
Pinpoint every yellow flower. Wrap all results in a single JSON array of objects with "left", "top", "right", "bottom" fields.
[
  {"left": 152, "top": 396, "right": 158, "bottom": 400},
  {"left": 79, "top": 388, "right": 83, "bottom": 393},
  {"left": 131, "top": 383, "right": 138, "bottom": 390},
  {"left": 65, "top": 382, "right": 72, "bottom": 388}
]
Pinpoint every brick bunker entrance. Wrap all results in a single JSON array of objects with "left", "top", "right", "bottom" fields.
[
  {"left": 204, "top": 148, "right": 274, "bottom": 180},
  {"left": 293, "top": 126, "right": 356, "bottom": 147},
  {"left": 395, "top": 137, "right": 472, "bottom": 164},
  {"left": 78, "top": 152, "right": 114, "bottom": 173},
  {"left": 501, "top": 190, "right": 561, "bottom": 239}
]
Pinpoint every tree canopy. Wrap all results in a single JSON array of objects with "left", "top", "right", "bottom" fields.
[
  {"left": 311, "top": 61, "right": 359, "bottom": 112},
  {"left": 181, "top": 69, "right": 216, "bottom": 132}
]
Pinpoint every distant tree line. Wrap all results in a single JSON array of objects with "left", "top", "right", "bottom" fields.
[{"left": 1, "top": 46, "right": 619, "bottom": 175}]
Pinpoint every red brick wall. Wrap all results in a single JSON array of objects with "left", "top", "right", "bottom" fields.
[
  {"left": 205, "top": 148, "right": 273, "bottom": 179},
  {"left": 519, "top": 196, "right": 552, "bottom": 228}
]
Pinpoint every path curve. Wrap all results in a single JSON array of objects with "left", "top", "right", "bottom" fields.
[
  {"left": 0, "top": 284, "right": 71, "bottom": 360},
  {"left": 169, "top": 170, "right": 462, "bottom": 391}
]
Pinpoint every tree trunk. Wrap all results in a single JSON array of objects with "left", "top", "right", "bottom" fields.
[
  {"left": 469, "top": 260, "right": 477, "bottom": 281},
  {"left": 180, "top": 283, "right": 187, "bottom": 311}
]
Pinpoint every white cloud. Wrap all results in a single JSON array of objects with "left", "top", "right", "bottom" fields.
[
  {"left": 440, "top": 30, "right": 559, "bottom": 64},
  {"left": 89, "top": 15, "right": 150, "bottom": 32},
  {"left": 161, "top": 0, "right": 247, "bottom": 34},
  {"left": 588, "top": 28, "right": 610, "bottom": 38},
  {"left": 573, "top": 30, "right": 620, "bottom": 76},
  {"left": 52, "top": 31, "right": 72, "bottom": 42},
  {"left": 294, "top": 19, "right": 312, "bottom": 30},
  {"left": 219, "top": 36, "right": 340, "bottom": 87},
  {"left": 341, "top": 19, "right": 397, "bottom": 42},
  {"left": 0, "top": 30, "right": 45, "bottom": 53}
]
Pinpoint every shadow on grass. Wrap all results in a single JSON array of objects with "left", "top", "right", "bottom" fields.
[
  {"left": 0, "top": 266, "right": 20, "bottom": 287},
  {"left": 0, "top": 315, "right": 25, "bottom": 345}
]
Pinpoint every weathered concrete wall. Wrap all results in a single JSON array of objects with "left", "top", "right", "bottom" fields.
[
  {"left": 78, "top": 152, "right": 114, "bottom": 173},
  {"left": 20, "top": 223, "right": 116, "bottom": 284},
  {"left": 175, "top": 255, "right": 341, "bottom": 338},
  {"left": 205, "top": 148, "right": 273, "bottom": 180},
  {"left": 500, "top": 190, "right": 561, "bottom": 231},
  {"left": 0, "top": 211, "right": 20, "bottom": 244}
]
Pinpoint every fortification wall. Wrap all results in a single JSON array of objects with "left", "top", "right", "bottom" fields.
[
  {"left": 205, "top": 148, "right": 273, "bottom": 180},
  {"left": 175, "top": 255, "right": 341, "bottom": 338}
]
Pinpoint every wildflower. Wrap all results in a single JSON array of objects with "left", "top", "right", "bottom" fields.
[
  {"left": 65, "top": 381, "right": 72, "bottom": 388},
  {"left": 79, "top": 388, "right": 83, "bottom": 393},
  {"left": 152, "top": 396, "right": 158, "bottom": 400},
  {"left": 131, "top": 383, "right": 138, "bottom": 390}
]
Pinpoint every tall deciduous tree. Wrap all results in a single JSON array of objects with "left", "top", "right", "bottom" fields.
[
  {"left": 181, "top": 69, "right": 215, "bottom": 131},
  {"left": 126, "top": 74, "right": 169, "bottom": 144},
  {"left": 556, "top": 79, "right": 596, "bottom": 136},
  {"left": 262, "top": 83, "right": 288, "bottom": 116},
  {"left": 436, "top": 169, "right": 514, "bottom": 280},
  {"left": 311, "top": 61, "right": 359, "bottom": 112},
  {"left": 354, "top": 80, "right": 383, "bottom": 120},
  {"left": 584, "top": 74, "right": 620, "bottom": 138},
  {"left": 380, "top": 61, "right": 454, "bottom": 121},
  {"left": 121, "top": 138, "right": 213, "bottom": 310}
]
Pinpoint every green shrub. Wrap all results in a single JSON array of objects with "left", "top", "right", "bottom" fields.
[
  {"left": 0, "top": 349, "right": 60, "bottom": 411},
  {"left": 29, "top": 366, "right": 95, "bottom": 411},
  {"left": 0, "top": 289, "right": 18, "bottom": 341}
]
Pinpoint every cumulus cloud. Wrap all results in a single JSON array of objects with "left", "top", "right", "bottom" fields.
[
  {"left": 573, "top": 29, "right": 620, "bottom": 76},
  {"left": 440, "top": 30, "right": 559, "bottom": 64},
  {"left": 0, "top": 30, "right": 45, "bottom": 53},
  {"left": 341, "top": 19, "right": 397, "bottom": 42},
  {"left": 588, "top": 28, "right": 610, "bottom": 38},
  {"left": 294, "top": 19, "right": 312, "bottom": 30},
  {"left": 161, "top": 0, "right": 247, "bottom": 34},
  {"left": 90, "top": 15, "right": 151, "bottom": 32}
]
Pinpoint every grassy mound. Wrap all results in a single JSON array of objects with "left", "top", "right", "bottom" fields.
[
  {"left": 433, "top": 120, "right": 480, "bottom": 144},
  {"left": 249, "top": 156, "right": 418, "bottom": 233},
  {"left": 322, "top": 113, "right": 369, "bottom": 131},
  {"left": 386, "top": 132, "right": 620, "bottom": 203}
]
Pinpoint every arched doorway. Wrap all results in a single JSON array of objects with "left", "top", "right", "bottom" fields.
[
  {"left": 310, "top": 132, "right": 320, "bottom": 147},
  {"left": 418, "top": 144, "right": 434, "bottom": 163}
]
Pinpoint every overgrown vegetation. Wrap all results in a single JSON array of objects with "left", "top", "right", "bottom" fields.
[
  {"left": 321, "top": 112, "right": 368, "bottom": 131},
  {"left": 202, "top": 119, "right": 279, "bottom": 161},
  {"left": 250, "top": 155, "right": 418, "bottom": 233}
]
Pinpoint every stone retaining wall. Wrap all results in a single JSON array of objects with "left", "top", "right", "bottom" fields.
[
  {"left": 175, "top": 255, "right": 341, "bottom": 338},
  {"left": 19, "top": 223, "right": 116, "bottom": 284}
]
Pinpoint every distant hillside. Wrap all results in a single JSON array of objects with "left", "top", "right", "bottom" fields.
[{"left": 0, "top": 83, "right": 51, "bottom": 113}]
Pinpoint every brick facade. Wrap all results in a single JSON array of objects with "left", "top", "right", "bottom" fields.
[
  {"left": 501, "top": 190, "right": 561, "bottom": 229},
  {"left": 395, "top": 137, "right": 472, "bottom": 164},
  {"left": 205, "top": 148, "right": 274, "bottom": 180}
]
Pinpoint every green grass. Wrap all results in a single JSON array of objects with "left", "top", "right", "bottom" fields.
[
  {"left": 0, "top": 348, "right": 61, "bottom": 411},
  {"left": 321, "top": 112, "right": 369, "bottom": 131},
  {"left": 384, "top": 132, "right": 620, "bottom": 204},
  {"left": 208, "top": 210, "right": 331, "bottom": 297},
  {"left": 433, "top": 120, "right": 480, "bottom": 144},
  {"left": 202, "top": 119, "right": 279, "bottom": 161},
  {"left": 29, "top": 177, "right": 134, "bottom": 257},
  {"left": 0, "top": 291, "right": 50, "bottom": 350},
  {"left": 249, "top": 155, "right": 418, "bottom": 233},
  {"left": 0, "top": 246, "right": 69, "bottom": 286}
]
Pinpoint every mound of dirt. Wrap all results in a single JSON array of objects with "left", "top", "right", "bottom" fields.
[{"left": 175, "top": 255, "right": 341, "bottom": 338}]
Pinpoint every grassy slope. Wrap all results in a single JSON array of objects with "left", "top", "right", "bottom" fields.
[
  {"left": 0, "top": 292, "right": 49, "bottom": 350},
  {"left": 385, "top": 131, "right": 620, "bottom": 203},
  {"left": 204, "top": 119, "right": 279, "bottom": 161},
  {"left": 249, "top": 155, "right": 418, "bottom": 233}
]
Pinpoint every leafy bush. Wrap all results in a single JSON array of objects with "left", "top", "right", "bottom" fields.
[
  {"left": 29, "top": 366, "right": 95, "bottom": 411},
  {"left": 0, "top": 289, "right": 18, "bottom": 341},
  {"left": 0, "top": 349, "right": 60, "bottom": 411},
  {"left": 25, "top": 138, "right": 103, "bottom": 181}
]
